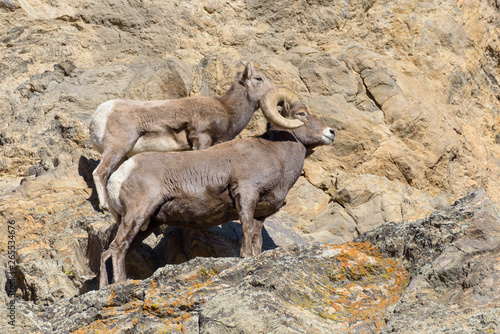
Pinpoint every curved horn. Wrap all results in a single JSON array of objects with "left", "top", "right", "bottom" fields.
[{"left": 260, "top": 86, "right": 304, "bottom": 129}]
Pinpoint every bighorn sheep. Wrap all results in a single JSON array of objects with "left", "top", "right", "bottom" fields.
[
  {"left": 99, "top": 86, "right": 335, "bottom": 288},
  {"left": 90, "top": 63, "right": 273, "bottom": 210}
]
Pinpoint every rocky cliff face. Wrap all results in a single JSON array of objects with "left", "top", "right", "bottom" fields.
[
  {"left": 1, "top": 0, "right": 500, "bottom": 333},
  {"left": 3, "top": 189, "right": 499, "bottom": 333}
]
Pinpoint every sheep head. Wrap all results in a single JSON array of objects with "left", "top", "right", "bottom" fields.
[
  {"left": 260, "top": 86, "right": 335, "bottom": 148},
  {"left": 239, "top": 62, "right": 273, "bottom": 107}
]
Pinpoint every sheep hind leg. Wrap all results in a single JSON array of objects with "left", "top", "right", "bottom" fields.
[
  {"left": 92, "top": 163, "right": 109, "bottom": 211},
  {"left": 98, "top": 240, "right": 131, "bottom": 287},
  {"left": 99, "top": 209, "right": 121, "bottom": 288},
  {"left": 105, "top": 201, "right": 160, "bottom": 285},
  {"left": 130, "top": 219, "right": 162, "bottom": 251},
  {"left": 93, "top": 142, "right": 137, "bottom": 211}
]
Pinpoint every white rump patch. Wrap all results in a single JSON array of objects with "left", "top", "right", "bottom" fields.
[
  {"left": 107, "top": 157, "right": 136, "bottom": 216},
  {"left": 89, "top": 100, "right": 116, "bottom": 153}
]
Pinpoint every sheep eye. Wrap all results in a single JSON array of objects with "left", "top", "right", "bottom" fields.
[
  {"left": 297, "top": 112, "right": 306, "bottom": 117},
  {"left": 255, "top": 77, "right": 263, "bottom": 82}
]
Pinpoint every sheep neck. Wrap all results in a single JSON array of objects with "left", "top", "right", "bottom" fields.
[
  {"left": 218, "top": 82, "right": 259, "bottom": 138},
  {"left": 260, "top": 129, "right": 308, "bottom": 177}
]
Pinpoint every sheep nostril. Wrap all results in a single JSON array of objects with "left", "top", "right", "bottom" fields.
[{"left": 329, "top": 129, "right": 335, "bottom": 136}]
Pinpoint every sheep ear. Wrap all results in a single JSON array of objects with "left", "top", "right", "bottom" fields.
[{"left": 242, "top": 62, "right": 254, "bottom": 80}]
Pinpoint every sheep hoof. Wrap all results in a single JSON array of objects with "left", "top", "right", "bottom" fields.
[{"left": 140, "top": 219, "right": 150, "bottom": 232}]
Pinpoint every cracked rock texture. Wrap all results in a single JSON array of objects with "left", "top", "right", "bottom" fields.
[
  {"left": 1, "top": 0, "right": 500, "bottom": 333},
  {"left": 2, "top": 189, "right": 499, "bottom": 333}
]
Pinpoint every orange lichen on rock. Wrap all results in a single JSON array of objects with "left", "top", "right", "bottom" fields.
[
  {"left": 320, "top": 241, "right": 409, "bottom": 331},
  {"left": 72, "top": 266, "right": 216, "bottom": 333},
  {"left": 72, "top": 318, "right": 123, "bottom": 334}
]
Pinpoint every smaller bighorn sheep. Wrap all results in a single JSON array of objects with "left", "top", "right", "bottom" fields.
[
  {"left": 90, "top": 63, "right": 273, "bottom": 210},
  {"left": 99, "top": 86, "right": 335, "bottom": 288}
]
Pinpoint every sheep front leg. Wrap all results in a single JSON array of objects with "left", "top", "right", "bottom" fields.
[
  {"left": 241, "top": 218, "right": 264, "bottom": 257},
  {"left": 235, "top": 190, "right": 261, "bottom": 258},
  {"left": 250, "top": 219, "right": 264, "bottom": 256}
]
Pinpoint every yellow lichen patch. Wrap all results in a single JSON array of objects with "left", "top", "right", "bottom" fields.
[
  {"left": 72, "top": 318, "right": 125, "bottom": 334},
  {"left": 107, "top": 286, "right": 117, "bottom": 306},
  {"left": 77, "top": 267, "right": 216, "bottom": 333},
  {"left": 143, "top": 285, "right": 199, "bottom": 318},
  {"left": 142, "top": 267, "right": 218, "bottom": 321},
  {"left": 315, "top": 242, "right": 409, "bottom": 331}
]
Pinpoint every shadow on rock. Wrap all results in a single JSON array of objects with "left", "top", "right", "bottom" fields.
[
  {"left": 77, "top": 155, "right": 101, "bottom": 212},
  {"left": 85, "top": 219, "right": 278, "bottom": 292}
]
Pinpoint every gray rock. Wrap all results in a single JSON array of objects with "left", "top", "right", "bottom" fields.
[
  {"left": 2, "top": 191, "right": 499, "bottom": 334},
  {"left": 357, "top": 190, "right": 500, "bottom": 333}
]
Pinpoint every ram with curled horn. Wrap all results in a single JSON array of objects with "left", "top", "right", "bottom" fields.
[{"left": 99, "top": 86, "right": 336, "bottom": 288}]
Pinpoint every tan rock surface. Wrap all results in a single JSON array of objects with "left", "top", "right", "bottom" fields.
[{"left": 1, "top": 2, "right": 500, "bottom": 330}]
